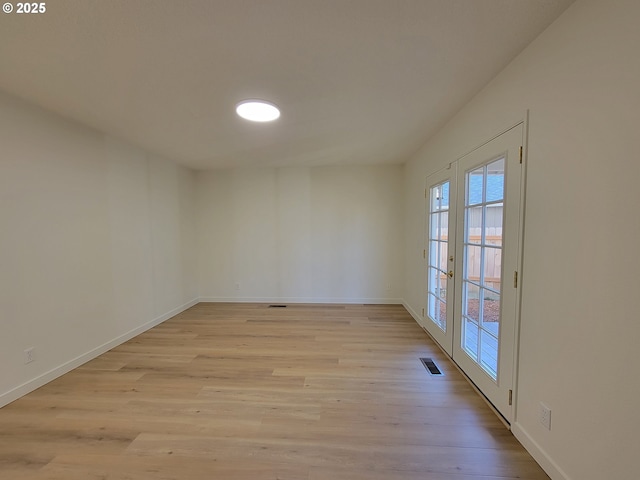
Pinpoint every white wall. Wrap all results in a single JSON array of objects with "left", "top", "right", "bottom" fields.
[
  {"left": 0, "top": 92, "right": 198, "bottom": 406},
  {"left": 3, "top": 0, "right": 638, "bottom": 475},
  {"left": 404, "top": 0, "right": 640, "bottom": 478},
  {"left": 197, "top": 165, "right": 404, "bottom": 303}
]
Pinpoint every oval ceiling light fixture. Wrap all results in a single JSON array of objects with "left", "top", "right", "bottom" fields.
[{"left": 235, "top": 99, "right": 281, "bottom": 122}]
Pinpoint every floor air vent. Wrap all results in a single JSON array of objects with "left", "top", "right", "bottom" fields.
[
  {"left": 420, "top": 357, "right": 443, "bottom": 376},
  {"left": 268, "top": 305, "right": 288, "bottom": 308}
]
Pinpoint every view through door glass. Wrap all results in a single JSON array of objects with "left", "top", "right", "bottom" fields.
[
  {"left": 461, "top": 158, "right": 505, "bottom": 379},
  {"left": 427, "top": 181, "right": 450, "bottom": 332},
  {"left": 424, "top": 166, "right": 457, "bottom": 355}
]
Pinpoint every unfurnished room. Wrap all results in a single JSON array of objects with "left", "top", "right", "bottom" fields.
[{"left": 1, "top": 1, "right": 639, "bottom": 479}]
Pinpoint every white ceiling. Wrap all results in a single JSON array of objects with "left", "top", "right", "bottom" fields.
[{"left": 0, "top": 0, "right": 574, "bottom": 170}]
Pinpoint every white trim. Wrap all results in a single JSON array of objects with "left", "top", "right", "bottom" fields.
[
  {"left": 512, "top": 422, "right": 570, "bottom": 480},
  {"left": 458, "top": 118, "right": 527, "bottom": 163},
  {"left": 198, "top": 296, "right": 404, "bottom": 305},
  {"left": 402, "top": 300, "right": 422, "bottom": 323},
  {"left": 0, "top": 297, "right": 198, "bottom": 409},
  {"left": 511, "top": 111, "right": 529, "bottom": 425}
]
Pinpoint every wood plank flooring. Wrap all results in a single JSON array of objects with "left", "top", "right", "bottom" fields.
[{"left": 0, "top": 303, "right": 549, "bottom": 479}]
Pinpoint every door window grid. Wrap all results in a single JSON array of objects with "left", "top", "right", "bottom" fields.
[
  {"left": 427, "top": 182, "right": 449, "bottom": 332},
  {"left": 462, "top": 159, "right": 505, "bottom": 380}
]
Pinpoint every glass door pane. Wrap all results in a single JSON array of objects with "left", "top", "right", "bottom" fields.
[
  {"left": 461, "top": 157, "right": 505, "bottom": 379},
  {"left": 427, "top": 181, "right": 450, "bottom": 332}
]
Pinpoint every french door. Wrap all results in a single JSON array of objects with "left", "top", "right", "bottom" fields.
[
  {"left": 424, "top": 165, "right": 457, "bottom": 356},
  {"left": 424, "top": 125, "right": 524, "bottom": 422}
]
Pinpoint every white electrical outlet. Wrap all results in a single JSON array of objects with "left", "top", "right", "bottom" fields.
[
  {"left": 24, "top": 347, "right": 35, "bottom": 364},
  {"left": 235, "top": 282, "right": 241, "bottom": 291},
  {"left": 539, "top": 402, "right": 551, "bottom": 430}
]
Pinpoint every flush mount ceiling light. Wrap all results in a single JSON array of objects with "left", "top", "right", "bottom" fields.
[{"left": 235, "top": 100, "right": 280, "bottom": 122}]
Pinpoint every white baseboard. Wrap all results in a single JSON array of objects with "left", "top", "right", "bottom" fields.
[
  {"left": 198, "top": 296, "right": 404, "bottom": 305},
  {"left": 512, "top": 423, "right": 570, "bottom": 480},
  {"left": 0, "top": 297, "right": 198, "bottom": 409},
  {"left": 402, "top": 300, "right": 423, "bottom": 323}
]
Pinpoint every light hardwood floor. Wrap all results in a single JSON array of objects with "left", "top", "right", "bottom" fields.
[{"left": 0, "top": 303, "right": 549, "bottom": 479}]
